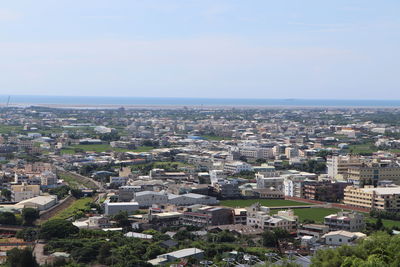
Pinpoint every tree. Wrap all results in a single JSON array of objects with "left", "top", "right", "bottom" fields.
[
  {"left": 174, "top": 229, "right": 194, "bottom": 241},
  {"left": 311, "top": 232, "right": 400, "bottom": 267},
  {"left": 113, "top": 211, "right": 131, "bottom": 228},
  {"left": 39, "top": 219, "right": 79, "bottom": 239},
  {"left": 0, "top": 211, "right": 17, "bottom": 225},
  {"left": 16, "top": 228, "right": 38, "bottom": 242},
  {"left": 262, "top": 230, "right": 277, "bottom": 247},
  {"left": 375, "top": 217, "right": 383, "bottom": 230},
  {"left": 22, "top": 208, "right": 39, "bottom": 226},
  {"left": 71, "top": 189, "right": 83, "bottom": 199},
  {"left": 6, "top": 247, "right": 38, "bottom": 267},
  {"left": 1, "top": 189, "right": 11, "bottom": 201}
]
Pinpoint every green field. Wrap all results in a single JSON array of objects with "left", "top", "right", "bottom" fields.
[
  {"left": 220, "top": 199, "right": 313, "bottom": 208},
  {"left": 271, "top": 208, "right": 341, "bottom": 223},
  {"left": 270, "top": 207, "right": 400, "bottom": 227},
  {"left": 50, "top": 197, "right": 92, "bottom": 220},
  {"left": 349, "top": 143, "right": 378, "bottom": 155},
  {"left": 61, "top": 144, "right": 154, "bottom": 154},
  {"left": 201, "top": 135, "right": 233, "bottom": 141},
  {"left": 58, "top": 172, "right": 97, "bottom": 189},
  {"left": 0, "top": 125, "right": 24, "bottom": 134}
]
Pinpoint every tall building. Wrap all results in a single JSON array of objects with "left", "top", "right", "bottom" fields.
[
  {"left": 347, "top": 162, "right": 400, "bottom": 186},
  {"left": 326, "top": 155, "right": 362, "bottom": 180}
]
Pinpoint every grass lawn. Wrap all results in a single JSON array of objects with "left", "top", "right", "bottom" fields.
[
  {"left": 220, "top": 199, "right": 313, "bottom": 208},
  {"left": 50, "top": 197, "right": 92, "bottom": 221},
  {"left": 61, "top": 144, "right": 154, "bottom": 154},
  {"left": 0, "top": 125, "right": 24, "bottom": 134},
  {"left": 349, "top": 143, "right": 378, "bottom": 155},
  {"left": 271, "top": 208, "right": 341, "bottom": 223},
  {"left": 201, "top": 135, "right": 233, "bottom": 141}
]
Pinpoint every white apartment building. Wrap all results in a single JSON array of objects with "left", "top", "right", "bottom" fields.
[
  {"left": 223, "top": 161, "right": 253, "bottom": 174},
  {"left": 256, "top": 173, "right": 284, "bottom": 191}
]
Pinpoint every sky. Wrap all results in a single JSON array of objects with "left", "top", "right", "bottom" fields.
[{"left": 1, "top": 0, "right": 400, "bottom": 99}]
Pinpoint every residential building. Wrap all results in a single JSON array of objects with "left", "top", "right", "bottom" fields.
[
  {"left": 324, "top": 211, "right": 365, "bottom": 232},
  {"left": 224, "top": 161, "right": 253, "bottom": 174},
  {"left": 322, "top": 231, "right": 366, "bottom": 246},
  {"left": 297, "top": 224, "right": 329, "bottom": 239},
  {"left": 182, "top": 205, "right": 233, "bottom": 227},
  {"left": 302, "top": 180, "right": 350, "bottom": 202},
  {"left": 11, "top": 183, "right": 40, "bottom": 202}
]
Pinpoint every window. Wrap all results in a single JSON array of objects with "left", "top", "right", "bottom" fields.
[{"left": 339, "top": 239, "right": 342, "bottom": 242}]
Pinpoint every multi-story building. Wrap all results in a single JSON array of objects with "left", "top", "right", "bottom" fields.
[
  {"left": 232, "top": 208, "right": 247, "bottom": 225},
  {"left": 256, "top": 173, "right": 284, "bottom": 191},
  {"left": 324, "top": 211, "right": 365, "bottom": 232},
  {"left": 302, "top": 180, "right": 350, "bottom": 202},
  {"left": 11, "top": 183, "right": 40, "bottom": 202},
  {"left": 40, "top": 171, "right": 57, "bottom": 187},
  {"left": 246, "top": 203, "right": 298, "bottom": 231},
  {"left": 182, "top": 205, "right": 233, "bottom": 227},
  {"left": 347, "top": 162, "right": 400, "bottom": 186},
  {"left": 118, "top": 185, "right": 142, "bottom": 202},
  {"left": 344, "top": 185, "right": 400, "bottom": 211},
  {"left": 224, "top": 161, "right": 253, "bottom": 174},
  {"left": 326, "top": 155, "right": 362, "bottom": 180},
  {"left": 212, "top": 181, "right": 241, "bottom": 199}
]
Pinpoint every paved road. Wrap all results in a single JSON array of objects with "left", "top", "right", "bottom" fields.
[{"left": 33, "top": 243, "right": 51, "bottom": 265}]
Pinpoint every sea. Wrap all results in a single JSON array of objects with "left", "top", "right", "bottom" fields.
[{"left": 1, "top": 95, "right": 400, "bottom": 108}]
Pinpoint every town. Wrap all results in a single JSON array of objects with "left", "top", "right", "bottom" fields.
[{"left": 0, "top": 106, "right": 399, "bottom": 266}]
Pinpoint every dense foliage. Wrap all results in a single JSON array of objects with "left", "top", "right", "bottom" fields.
[{"left": 311, "top": 232, "right": 400, "bottom": 267}]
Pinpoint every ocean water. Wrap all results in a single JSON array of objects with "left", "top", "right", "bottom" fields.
[{"left": 1, "top": 95, "right": 400, "bottom": 107}]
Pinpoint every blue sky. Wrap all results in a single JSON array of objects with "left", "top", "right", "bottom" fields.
[{"left": 1, "top": 0, "right": 399, "bottom": 99}]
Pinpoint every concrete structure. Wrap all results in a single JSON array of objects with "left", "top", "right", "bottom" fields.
[
  {"left": 347, "top": 162, "right": 400, "bottom": 186},
  {"left": 256, "top": 173, "right": 284, "bottom": 191},
  {"left": 11, "top": 183, "right": 40, "bottom": 202},
  {"left": 223, "top": 161, "right": 253, "bottom": 174},
  {"left": 327, "top": 155, "right": 362, "bottom": 180},
  {"left": 324, "top": 211, "right": 365, "bottom": 232},
  {"left": 302, "top": 180, "right": 350, "bottom": 202},
  {"left": 118, "top": 185, "right": 142, "bottom": 202},
  {"left": 182, "top": 205, "right": 233, "bottom": 227},
  {"left": 246, "top": 203, "right": 298, "bottom": 231},
  {"left": 133, "top": 191, "right": 168, "bottom": 208},
  {"left": 344, "top": 185, "right": 400, "bottom": 211},
  {"left": 104, "top": 201, "right": 139, "bottom": 215},
  {"left": 168, "top": 193, "right": 218, "bottom": 206}
]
